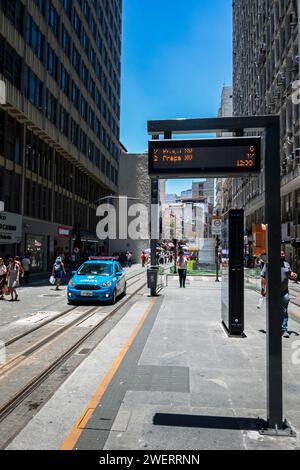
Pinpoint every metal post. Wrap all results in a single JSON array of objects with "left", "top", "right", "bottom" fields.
[
  {"left": 150, "top": 179, "right": 159, "bottom": 268},
  {"left": 298, "top": 0, "right": 300, "bottom": 86},
  {"left": 173, "top": 239, "right": 177, "bottom": 274},
  {"left": 215, "top": 235, "right": 220, "bottom": 282},
  {"left": 264, "top": 121, "right": 284, "bottom": 430}
]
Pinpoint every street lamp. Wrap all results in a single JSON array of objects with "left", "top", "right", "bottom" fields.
[{"left": 170, "top": 211, "right": 178, "bottom": 273}]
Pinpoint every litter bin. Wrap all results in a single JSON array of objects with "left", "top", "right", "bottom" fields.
[{"left": 147, "top": 266, "right": 159, "bottom": 296}]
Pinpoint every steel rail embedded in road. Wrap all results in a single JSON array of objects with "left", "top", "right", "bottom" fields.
[
  {"left": 0, "top": 276, "right": 147, "bottom": 424},
  {"left": 3, "top": 270, "right": 144, "bottom": 348},
  {"left": 0, "top": 274, "right": 144, "bottom": 377}
]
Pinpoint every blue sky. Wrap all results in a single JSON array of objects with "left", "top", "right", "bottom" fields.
[{"left": 120, "top": 0, "right": 233, "bottom": 194}]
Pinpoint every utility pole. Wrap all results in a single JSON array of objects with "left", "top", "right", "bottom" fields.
[
  {"left": 215, "top": 235, "right": 220, "bottom": 282},
  {"left": 173, "top": 238, "right": 178, "bottom": 274}
]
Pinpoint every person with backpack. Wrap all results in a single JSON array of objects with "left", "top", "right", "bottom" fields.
[{"left": 52, "top": 256, "right": 66, "bottom": 291}]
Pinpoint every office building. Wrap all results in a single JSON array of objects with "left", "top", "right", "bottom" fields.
[
  {"left": 215, "top": 86, "right": 233, "bottom": 215},
  {"left": 0, "top": 0, "right": 122, "bottom": 270},
  {"left": 233, "top": 0, "right": 300, "bottom": 266}
]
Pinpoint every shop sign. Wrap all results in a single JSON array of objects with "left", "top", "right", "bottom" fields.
[
  {"left": 0, "top": 212, "right": 22, "bottom": 244},
  {"left": 57, "top": 226, "right": 71, "bottom": 238}
]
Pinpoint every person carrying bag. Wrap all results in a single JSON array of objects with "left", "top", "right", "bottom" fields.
[{"left": 52, "top": 257, "right": 66, "bottom": 291}]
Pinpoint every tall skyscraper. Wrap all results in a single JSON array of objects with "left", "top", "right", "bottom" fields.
[
  {"left": 0, "top": 0, "right": 122, "bottom": 269},
  {"left": 215, "top": 86, "right": 233, "bottom": 215},
  {"left": 232, "top": 0, "right": 300, "bottom": 267}
]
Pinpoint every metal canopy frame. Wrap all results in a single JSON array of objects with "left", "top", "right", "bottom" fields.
[{"left": 147, "top": 115, "right": 295, "bottom": 436}]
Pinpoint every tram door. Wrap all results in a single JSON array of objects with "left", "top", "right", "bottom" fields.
[{"left": 221, "top": 210, "right": 244, "bottom": 337}]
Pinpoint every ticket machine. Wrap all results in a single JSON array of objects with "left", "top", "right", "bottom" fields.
[{"left": 221, "top": 210, "right": 245, "bottom": 337}]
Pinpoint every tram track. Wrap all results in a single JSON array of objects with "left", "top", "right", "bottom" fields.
[
  {"left": 0, "top": 275, "right": 147, "bottom": 423},
  {"left": 0, "top": 273, "right": 144, "bottom": 376},
  {"left": 2, "top": 270, "right": 144, "bottom": 349}
]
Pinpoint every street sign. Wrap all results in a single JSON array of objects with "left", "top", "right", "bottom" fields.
[
  {"left": 0, "top": 212, "right": 22, "bottom": 244},
  {"left": 149, "top": 137, "right": 261, "bottom": 178},
  {"left": 212, "top": 216, "right": 222, "bottom": 236},
  {"left": 0, "top": 81, "right": 6, "bottom": 105}
]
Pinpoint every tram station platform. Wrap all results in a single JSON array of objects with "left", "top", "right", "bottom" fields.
[{"left": 6, "top": 277, "right": 300, "bottom": 451}]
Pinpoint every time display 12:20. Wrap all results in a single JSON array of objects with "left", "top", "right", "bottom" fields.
[{"left": 236, "top": 145, "right": 256, "bottom": 168}]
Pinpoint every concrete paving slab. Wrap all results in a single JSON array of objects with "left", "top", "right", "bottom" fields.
[
  {"left": 6, "top": 299, "right": 154, "bottom": 450},
  {"left": 5, "top": 277, "right": 300, "bottom": 450}
]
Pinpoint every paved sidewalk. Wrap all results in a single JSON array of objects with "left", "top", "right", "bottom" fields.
[{"left": 7, "top": 278, "right": 300, "bottom": 450}]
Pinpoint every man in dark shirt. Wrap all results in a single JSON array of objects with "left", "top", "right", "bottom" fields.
[{"left": 261, "top": 251, "right": 297, "bottom": 338}]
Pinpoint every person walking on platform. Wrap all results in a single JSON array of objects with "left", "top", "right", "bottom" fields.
[
  {"left": 261, "top": 250, "right": 298, "bottom": 338},
  {"left": 177, "top": 251, "right": 187, "bottom": 288}
]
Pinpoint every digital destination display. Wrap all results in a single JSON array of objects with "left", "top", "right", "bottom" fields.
[{"left": 148, "top": 137, "right": 261, "bottom": 178}]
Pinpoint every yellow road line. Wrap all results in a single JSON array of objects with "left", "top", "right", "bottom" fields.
[{"left": 60, "top": 298, "right": 156, "bottom": 450}]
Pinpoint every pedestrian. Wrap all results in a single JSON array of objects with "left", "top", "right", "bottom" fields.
[
  {"left": 52, "top": 256, "right": 66, "bottom": 291},
  {"left": 177, "top": 251, "right": 187, "bottom": 288},
  {"left": 257, "top": 286, "right": 266, "bottom": 309},
  {"left": 261, "top": 251, "right": 298, "bottom": 338},
  {"left": 22, "top": 254, "right": 31, "bottom": 284},
  {"left": 7, "top": 258, "right": 20, "bottom": 301},
  {"left": 14, "top": 256, "right": 24, "bottom": 284},
  {"left": 0, "top": 258, "right": 7, "bottom": 300},
  {"left": 141, "top": 251, "right": 146, "bottom": 268},
  {"left": 256, "top": 252, "right": 267, "bottom": 270},
  {"left": 126, "top": 251, "right": 131, "bottom": 268}
]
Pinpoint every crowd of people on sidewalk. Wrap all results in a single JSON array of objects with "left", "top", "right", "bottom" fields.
[
  {"left": 0, "top": 254, "right": 31, "bottom": 302},
  {"left": 140, "top": 250, "right": 174, "bottom": 268},
  {"left": 140, "top": 249, "right": 187, "bottom": 288}
]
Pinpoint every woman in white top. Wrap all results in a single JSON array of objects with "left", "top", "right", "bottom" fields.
[
  {"left": 7, "top": 258, "right": 20, "bottom": 301},
  {"left": 0, "top": 258, "right": 7, "bottom": 299},
  {"left": 177, "top": 252, "right": 188, "bottom": 288}
]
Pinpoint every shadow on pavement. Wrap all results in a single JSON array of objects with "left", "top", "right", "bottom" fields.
[{"left": 153, "top": 413, "right": 264, "bottom": 431}]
